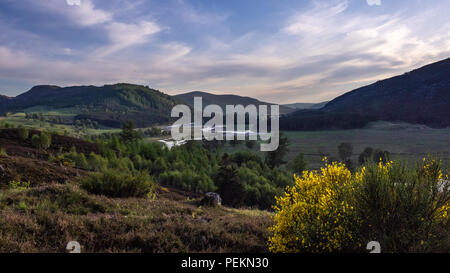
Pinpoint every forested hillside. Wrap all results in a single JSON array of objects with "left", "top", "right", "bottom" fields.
[
  {"left": 0, "top": 84, "right": 182, "bottom": 128},
  {"left": 281, "top": 58, "right": 450, "bottom": 130}
]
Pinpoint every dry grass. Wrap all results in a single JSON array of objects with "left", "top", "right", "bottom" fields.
[{"left": 0, "top": 182, "right": 272, "bottom": 253}]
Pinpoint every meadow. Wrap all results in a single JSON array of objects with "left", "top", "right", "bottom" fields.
[
  {"left": 284, "top": 121, "right": 450, "bottom": 169},
  {"left": 2, "top": 113, "right": 449, "bottom": 170}
]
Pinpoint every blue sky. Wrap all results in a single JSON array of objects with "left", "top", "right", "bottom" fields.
[{"left": 0, "top": 0, "right": 449, "bottom": 103}]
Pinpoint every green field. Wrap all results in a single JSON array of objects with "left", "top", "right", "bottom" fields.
[
  {"left": 0, "top": 114, "right": 168, "bottom": 142},
  {"left": 284, "top": 121, "right": 450, "bottom": 169},
  {"left": 2, "top": 114, "right": 449, "bottom": 170},
  {"left": 0, "top": 114, "right": 121, "bottom": 138}
]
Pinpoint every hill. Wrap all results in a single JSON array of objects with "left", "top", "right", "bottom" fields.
[
  {"left": 281, "top": 58, "right": 450, "bottom": 130},
  {"left": 283, "top": 101, "right": 328, "bottom": 110},
  {"left": 0, "top": 84, "right": 182, "bottom": 128},
  {"left": 0, "top": 95, "right": 10, "bottom": 103},
  {"left": 175, "top": 91, "right": 295, "bottom": 115},
  {"left": 0, "top": 128, "right": 271, "bottom": 252}
]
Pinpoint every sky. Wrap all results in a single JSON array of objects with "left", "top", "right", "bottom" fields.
[{"left": 0, "top": 0, "right": 449, "bottom": 103}]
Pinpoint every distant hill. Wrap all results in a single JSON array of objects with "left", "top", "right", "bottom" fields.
[
  {"left": 175, "top": 91, "right": 295, "bottom": 115},
  {"left": 281, "top": 58, "right": 450, "bottom": 130},
  {"left": 0, "top": 94, "right": 10, "bottom": 102},
  {"left": 0, "top": 84, "right": 182, "bottom": 128},
  {"left": 283, "top": 101, "right": 328, "bottom": 110}
]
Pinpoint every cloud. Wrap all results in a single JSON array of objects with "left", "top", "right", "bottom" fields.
[
  {"left": 1, "top": 0, "right": 450, "bottom": 103},
  {"left": 32, "top": 0, "right": 112, "bottom": 26},
  {"left": 283, "top": 0, "right": 349, "bottom": 35},
  {"left": 66, "top": 0, "right": 81, "bottom": 6},
  {"left": 27, "top": 0, "right": 162, "bottom": 57},
  {"left": 367, "top": 0, "right": 382, "bottom": 6},
  {"left": 71, "top": 0, "right": 112, "bottom": 26},
  {"left": 93, "top": 21, "right": 161, "bottom": 57}
]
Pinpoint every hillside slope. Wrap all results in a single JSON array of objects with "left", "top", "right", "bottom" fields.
[
  {"left": 0, "top": 84, "right": 181, "bottom": 128},
  {"left": 0, "top": 95, "right": 10, "bottom": 103},
  {"left": 283, "top": 101, "right": 328, "bottom": 110},
  {"left": 281, "top": 58, "right": 450, "bottom": 130},
  {"left": 0, "top": 128, "right": 271, "bottom": 253},
  {"left": 175, "top": 91, "right": 294, "bottom": 114}
]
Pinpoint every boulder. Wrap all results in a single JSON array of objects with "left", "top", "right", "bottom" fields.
[{"left": 200, "top": 192, "right": 222, "bottom": 207}]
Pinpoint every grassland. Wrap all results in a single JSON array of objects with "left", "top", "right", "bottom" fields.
[
  {"left": 284, "top": 121, "right": 450, "bottom": 169},
  {"left": 0, "top": 181, "right": 272, "bottom": 253},
  {"left": 1, "top": 114, "right": 130, "bottom": 138},
  {"left": 2, "top": 113, "right": 449, "bottom": 170}
]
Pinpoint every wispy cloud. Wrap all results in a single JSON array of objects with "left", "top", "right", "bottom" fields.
[
  {"left": 67, "top": 0, "right": 112, "bottom": 26},
  {"left": 0, "top": 0, "right": 449, "bottom": 103},
  {"left": 367, "top": 0, "right": 382, "bottom": 6},
  {"left": 93, "top": 21, "right": 162, "bottom": 58}
]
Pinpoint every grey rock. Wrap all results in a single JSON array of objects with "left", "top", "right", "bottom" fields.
[{"left": 201, "top": 192, "right": 222, "bottom": 206}]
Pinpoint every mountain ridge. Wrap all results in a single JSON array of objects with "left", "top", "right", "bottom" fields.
[
  {"left": 283, "top": 101, "right": 328, "bottom": 110},
  {"left": 175, "top": 91, "right": 295, "bottom": 114},
  {"left": 2, "top": 58, "right": 449, "bottom": 130},
  {"left": 281, "top": 57, "right": 450, "bottom": 130},
  {"left": 0, "top": 83, "right": 182, "bottom": 128}
]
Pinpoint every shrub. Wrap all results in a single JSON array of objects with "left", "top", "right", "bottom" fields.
[
  {"left": 87, "top": 152, "right": 108, "bottom": 171},
  {"left": 110, "top": 156, "right": 135, "bottom": 172},
  {"left": 31, "top": 134, "right": 40, "bottom": 148},
  {"left": 268, "top": 158, "right": 450, "bottom": 253},
  {"left": 355, "top": 158, "right": 449, "bottom": 252},
  {"left": 152, "top": 158, "right": 168, "bottom": 175},
  {"left": 31, "top": 132, "right": 52, "bottom": 150},
  {"left": 9, "top": 180, "right": 31, "bottom": 190},
  {"left": 269, "top": 160, "right": 361, "bottom": 253},
  {"left": 18, "top": 126, "right": 29, "bottom": 140},
  {"left": 39, "top": 132, "right": 52, "bottom": 150},
  {"left": 81, "top": 169, "right": 156, "bottom": 198},
  {"left": 63, "top": 150, "right": 89, "bottom": 169},
  {"left": 159, "top": 169, "right": 216, "bottom": 193},
  {"left": 372, "top": 149, "right": 390, "bottom": 164},
  {"left": 288, "top": 152, "right": 307, "bottom": 174},
  {"left": 0, "top": 122, "right": 11, "bottom": 128},
  {"left": 0, "top": 148, "right": 7, "bottom": 156}
]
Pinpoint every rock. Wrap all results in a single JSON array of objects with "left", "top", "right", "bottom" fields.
[
  {"left": 200, "top": 192, "right": 222, "bottom": 207},
  {"left": 438, "top": 179, "right": 448, "bottom": 193}
]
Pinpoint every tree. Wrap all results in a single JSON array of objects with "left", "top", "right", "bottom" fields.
[
  {"left": 151, "top": 157, "right": 167, "bottom": 176},
  {"left": 358, "top": 147, "right": 374, "bottom": 165},
  {"left": 338, "top": 142, "right": 353, "bottom": 161},
  {"left": 120, "top": 121, "right": 141, "bottom": 143},
  {"left": 288, "top": 152, "right": 307, "bottom": 174},
  {"left": 265, "top": 133, "right": 289, "bottom": 169},
  {"left": 39, "top": 132, "right": 52, "bottom": 150},
  {"left": 215, "top": 157, "right": 245, "bottom": 207},
  {"left": 18, "top": 126, "right": 29, "bottom": 141},
  {"left": 31, "top": 134, "right": 40, "bottom": 149},
  {"left": 31, "top": 132, "right": 51, "bottom": 150}
]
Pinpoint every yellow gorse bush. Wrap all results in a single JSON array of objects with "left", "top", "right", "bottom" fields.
[
  {"left": 269, "top": 160, "right": 361, "bottom": 253},
  {"left": 269, "top": 157, "right": 450, "bottom": 253}
]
